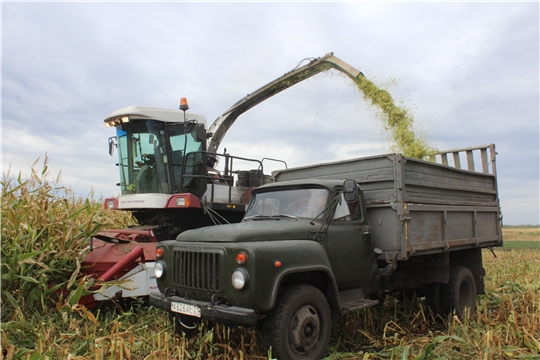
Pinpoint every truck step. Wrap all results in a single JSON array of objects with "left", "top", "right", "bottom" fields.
[
  {"left": 338, "top": 288, "right": 379, "bottom": 315},
  {"left": 340, "top": 298, "right": 379, "bottom": 315}
]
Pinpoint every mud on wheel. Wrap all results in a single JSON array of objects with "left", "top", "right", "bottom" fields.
[{"left": 264, "top": 284, "right": 331, "bottom": 360}]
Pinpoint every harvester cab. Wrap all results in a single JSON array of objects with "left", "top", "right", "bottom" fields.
[
  {"left": 104, "top": 104, "right": 209, "bottom": 200},
  {"left": 101, "top": 102, "right": 265, "bottom": 242}
]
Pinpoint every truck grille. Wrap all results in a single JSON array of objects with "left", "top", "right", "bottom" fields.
[{"left": 173, "top": 250, "right": 221, "bottom": 291}]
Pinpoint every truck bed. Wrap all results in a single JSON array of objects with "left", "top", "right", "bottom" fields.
[{"left": 273, "top": 145, "right": 503, "bottom": 260}]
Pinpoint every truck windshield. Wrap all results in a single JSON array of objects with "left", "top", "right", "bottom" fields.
[
  {"left": 245, "top": 188, "right": 329, "bottom": 220},
  {"left": 115, "top": 120, "right": 203, "bottom": 195}
]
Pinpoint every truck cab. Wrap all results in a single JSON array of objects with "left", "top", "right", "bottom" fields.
[{"left": 150, "top": 179, "right": 379, "bottom": 359}]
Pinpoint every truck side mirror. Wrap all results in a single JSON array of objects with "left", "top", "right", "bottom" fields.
[{"left": 343, "top": 179, "right": 358, "bottom": 203}]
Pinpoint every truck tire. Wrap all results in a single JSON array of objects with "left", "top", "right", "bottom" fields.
[
  {"left": 264, "top": 284, "right": 331, "bottom": 360},
  {"left": 443, "top": 266, "right": 477, "bottom": 318},
  {"left": 170, "top": 313, "right": 200, "bottom": 338}
]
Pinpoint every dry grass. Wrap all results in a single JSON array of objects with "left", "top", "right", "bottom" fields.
[
  {"left": 3, "top": 248, "right": 536, "bottom": 359},
  {"left": 502, "top": 227, "right": 540, "bottom": 242}
]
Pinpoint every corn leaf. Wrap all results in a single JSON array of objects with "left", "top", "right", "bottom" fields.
[
  {"left": 17, "top": 252, "right": 39, "bottom": 263},
  {"left": 14, "top": 274, "right": 40, "bottom": 284},
  {"left": 67, "top": 278, "right": 86, "bottom": 306}
]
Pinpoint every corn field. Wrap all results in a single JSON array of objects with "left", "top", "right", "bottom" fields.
[
  {"left": 1, "top": 159, "right": 539, "bottom": 359},
  {"left": 1, "top": 157, "right": 135, "bottom": 320}
]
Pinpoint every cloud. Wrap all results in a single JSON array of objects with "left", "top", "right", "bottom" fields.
[{"left": 2, "top": 2, "right": 538, "bottom": 224}]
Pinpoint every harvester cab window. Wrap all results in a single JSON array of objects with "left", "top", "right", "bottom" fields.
[
  {"left": 116, "top": 120, "right": 170, "bottom": 195},
  {"left": 168, "top": 123, "right": 204, "bottom": 191}
]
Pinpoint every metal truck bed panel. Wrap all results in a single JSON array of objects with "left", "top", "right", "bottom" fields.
[
  {"left": 274, "top": 145, "right": 502, "bottom": 260},
  {"left": 402, "top": 158, "right": 497, "bottom": 206},
  {"left": 274, "top": 153, "right": 498, "bottom": 207},
  {"left": 367, "top": 203, "right": 502, "bottom": 260}
]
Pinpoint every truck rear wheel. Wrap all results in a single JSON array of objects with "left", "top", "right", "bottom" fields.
[
  {"left": 264, "top": 284, "right": 331, "bottom": 360},
  {"left": 443, "top": 266, "right": 477, "bottom": 318}
]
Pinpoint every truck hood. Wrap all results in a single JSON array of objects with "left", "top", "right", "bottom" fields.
[{"left": 176, "top": 219, "right": 320, "bottom": 243}]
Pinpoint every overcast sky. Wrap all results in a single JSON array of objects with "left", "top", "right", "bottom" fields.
[{"left": 2, "top": 2, "right": 539, "bottom": 225}]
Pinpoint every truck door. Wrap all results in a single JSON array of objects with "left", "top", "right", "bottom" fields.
[{"left": 326, "top": 191, "right": 373, "bottom": 289}]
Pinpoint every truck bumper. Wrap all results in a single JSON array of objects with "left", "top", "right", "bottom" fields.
[{"left": 149, "top": 292, "right": 258, "bottom": 327}]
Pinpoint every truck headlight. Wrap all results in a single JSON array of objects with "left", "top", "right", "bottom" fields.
[
  {"left": 154, "top": 261, "right": 166, "bottom": 279},
  {"left": 231, "top": 268, "right": 249, "bottom": 290}
]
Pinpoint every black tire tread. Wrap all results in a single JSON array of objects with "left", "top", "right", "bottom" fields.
[
  {"left": 264, "top": 284, "right": 331, "bottom": 360},
  {"left": 442, "top": 266, "right": 477, "bottom": 318}
]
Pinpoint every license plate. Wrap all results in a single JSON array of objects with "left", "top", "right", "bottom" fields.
[{"left": 171, "top": 302, "right": 201, "bottom": 318}]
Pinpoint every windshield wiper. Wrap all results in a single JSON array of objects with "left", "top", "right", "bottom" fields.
[
  {"left": 242, "top": 215, "right": 266, "bottom": 221},
  {"left": 243, "top": 214, "right": 299, "bottom": 221},
  {"left": 270, "top": 214, "right": 299, "bottom": 220},
  {"left": 310, "top": 195, "right": 340, "bottom": 225}
]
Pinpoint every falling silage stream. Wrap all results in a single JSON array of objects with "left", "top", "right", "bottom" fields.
[{"left": 351, "top": 74, "right": 432, "bottom": 159}]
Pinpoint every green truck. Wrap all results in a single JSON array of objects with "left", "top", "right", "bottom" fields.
[{"left": 150, "top": 144, "right": 503, "bottom": 359}]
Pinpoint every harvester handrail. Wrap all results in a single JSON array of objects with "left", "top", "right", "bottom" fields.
[{"left": 180, "top": 150, "right": 265, "bottom": 202}]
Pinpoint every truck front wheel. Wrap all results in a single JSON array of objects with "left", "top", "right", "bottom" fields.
[
  {"left": 264, "top": 284, "right": 331, "bottom": 360},
  {"left": 443, "top": 266, "right": 477, "bottom": 318}
]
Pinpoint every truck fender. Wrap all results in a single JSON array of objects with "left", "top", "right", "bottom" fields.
[
  {"left": 268, "top": 265, "right": 341, "bottom": 312},
  {"left": 251, "top": 240, "right": 341, "bottom": 312}
]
